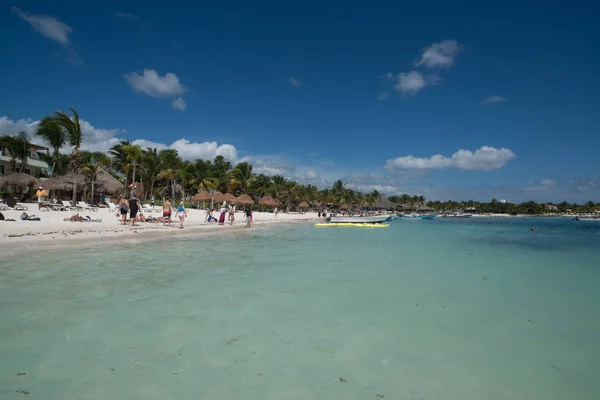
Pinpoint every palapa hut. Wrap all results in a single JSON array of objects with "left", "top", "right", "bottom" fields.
[
  {"left": 258, "top": 196, "right": 281, "bottom": 208},
  {"left": 191, "top": 190, "right": 212, "bottom": 202},
  {"left": 299, "top": 201, "right": 309, "bottom": 208},
  {"left": 44, "top": 167, "right": 124, "bottom": 204},
  {"left": 374, "top": 194, "right": 399, "bottom": 210},
  {"left": 235, "top": 194, "right": 255, "bottom": 206},
  {"left": 214, "top": 192, "right": 236, "bottom": 204},
  {"left": 0, "top": 172, "right": 39, "bottom": 200}
]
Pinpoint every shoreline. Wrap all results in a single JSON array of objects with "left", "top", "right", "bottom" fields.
[{"left": 0, "top": 208, "right": 319, "bottom": 255}]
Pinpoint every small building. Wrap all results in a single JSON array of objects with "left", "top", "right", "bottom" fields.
[
  {"left": 545, "top": 204, "right": 558, "bottom": 211},
  {"left": 0, "top": 143, "right": 50, "bottom": 177}
]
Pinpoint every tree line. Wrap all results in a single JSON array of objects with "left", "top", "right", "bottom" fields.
[{"left": 2, "top": 107, "right": 599, "bottom": 213}]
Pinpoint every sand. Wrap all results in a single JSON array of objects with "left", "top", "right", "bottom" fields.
[{"left": 0, "top": 203, "right": 319, "bottom": 249}]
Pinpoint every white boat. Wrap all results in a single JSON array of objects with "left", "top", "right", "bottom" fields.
[
  {"left": 574, "top": 216, "right": 600, "bottom": 222},
  {"left": 400, "top": 213, "right": 436, "bottom": 220},
  {"left": 328, "top": 215, "right": 391, "bottom": 224},
  {"left": 444, "top": 212, "right": 472, "bottom": 218}
]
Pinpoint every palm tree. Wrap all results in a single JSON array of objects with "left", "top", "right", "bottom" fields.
[
  {"left": 36, "top": 117, "right": 66, "bottom": 177},
  {"left": 123, "top": 144, "right": 142, "bottom": 195},
  {"left": 157, "top": 168, "right": 178, "bottom": 202},
  {"left": 270, "top": 175, "right": 286, "bottom": 199},
  {"left": 82, "top": 153, "right": 110, "bottom": 205},
  {"left": 0, "top": 132, "right": 31, "bottom": 173},
  {"left": 331, "top": 180, "right": 348, "bottom": 205},
  {"left": 141, "top": 148, "right": 162, "bottom": 200},
  {"left": 280, "top": 180, "right": 300, "bottom": 212},
  {"left": 230, "top": 162, "right": 254, "bottom": 194},
  {"left": 52, "top": 107, "right": 84, "bottom": 205}
]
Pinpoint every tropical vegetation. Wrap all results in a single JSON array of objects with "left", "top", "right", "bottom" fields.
[{"left": 1, "top": 106, "right": 599, "bottom": 214}]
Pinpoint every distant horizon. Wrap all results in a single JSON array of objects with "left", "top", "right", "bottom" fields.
[{"left": 1, "top": 1, "right": 598, "bottom": 203}]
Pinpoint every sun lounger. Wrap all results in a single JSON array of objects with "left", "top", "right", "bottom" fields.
[
  {"left": 77, "top": 202, "right": 98, "bottom": 212},
  {"left": 142, "top": 204, "right": 158, "bottom": 213},
  {"left": 62, "top": 200, "right": 82, "bottom": 211},
  {"left": 0, "top": 202, "right": 10, "bottom": 211},
  {"left": 107, "top": 202, "right": 117, "bottom": 211}
]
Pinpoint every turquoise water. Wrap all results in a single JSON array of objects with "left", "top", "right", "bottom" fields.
[{"left": 1, "top": 218, "right": 599, "bottom": 399}]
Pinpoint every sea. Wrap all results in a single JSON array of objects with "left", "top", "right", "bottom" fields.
[{"left": 1, "top": 217, "right": 599, "bottom": 400}]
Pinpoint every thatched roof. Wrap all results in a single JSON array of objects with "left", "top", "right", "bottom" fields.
[
  {"left": 40, "top": 177, "right": 80, "bottom": 192},
  {"left": 214, "top": 192, "right": 236, "bottom": 203},
  {"left": 375, "top": 194, "right": 398, "bottom": 209},
  {"left": 49, "top": 168, "right": 124, "bottom": 195},
  {"left": 0, "top": 172, "right": 39, "bottom": 187},
  {"left": 259, "top": 196, "right": 281, "bottom": 207},
  {"left": 192, "top": 190, "right": 213, "bottom": 202},
  {"left": 299, "top": 201, "right": 309, "bottom": 208},
  {"left": 235, "top": 194, "right": 255, "bottom": 205}
]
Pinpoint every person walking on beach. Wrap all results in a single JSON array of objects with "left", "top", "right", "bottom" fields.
[
  {"left": 36, "top": 186, "right": 47, "bottom": 203},
  {"left": 245, "top": 206, "right": 253, "bottom": 228},
  {"left": 119, "top": 198, "right": 129, "bottom": 225},
  {"left": 228, "top": 203, "right": 236, "bottom": 225},
  {"left": 274, "top": 207, "right": 278, "bottom": 218},
  {"left": 177, "top": 201, "right": 187, "bottom": 229},
  {"left": 163, "top": 198, "right": 172, "bottom": 226},
  {"left": 129, "top": 196, "right": 140, "bottom": 226},
  {"left": 218, "top": 204, "right": 226, "bottom": 225},
  {"left": 150, "top": 195, "right": 155, "bottom": 208}
]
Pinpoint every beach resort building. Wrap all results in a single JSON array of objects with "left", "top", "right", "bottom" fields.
[{"left": 0, "top": 143, "right": 50, "bottom": 177}]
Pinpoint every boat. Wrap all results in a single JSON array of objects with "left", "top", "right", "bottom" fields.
[
  {"left": 573, "top": 216, "right": 600, "bottom": 222},
  {"left": 328, "top": 215, "right": 391, "bottom": 224},
  {"left": 400, "top": 213, "right": 436, "bottom": 220},
  {"left": 442, "top": 212, "right": 472, "bottom": 218},
  {"left": 315, "top": 223, "right": 389, "bottom": 228}
]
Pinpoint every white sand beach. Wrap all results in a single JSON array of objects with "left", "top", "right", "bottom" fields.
[{"left": 0, "top": 204, "right": 319, "bottom": 249}]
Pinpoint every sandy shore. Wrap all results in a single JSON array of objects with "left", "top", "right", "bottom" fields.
[{"left": 0, "top": 204, "right": 318, "bottom": 250}]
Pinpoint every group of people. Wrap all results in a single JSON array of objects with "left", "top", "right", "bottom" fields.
[
  {"left": 205, "top": 203, "right": 254, "bottom": 228},
  {"left": 118, "top": 197, "right": 188, "bottom": 228}
]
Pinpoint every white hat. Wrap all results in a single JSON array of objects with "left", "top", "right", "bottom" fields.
[{"left": 39, "top": 186, "right": 43, "bottom": 189}]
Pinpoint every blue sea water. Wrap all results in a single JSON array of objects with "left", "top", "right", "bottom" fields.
[{"left": 1, "top": 218, "right": 599, "bottom": 399}]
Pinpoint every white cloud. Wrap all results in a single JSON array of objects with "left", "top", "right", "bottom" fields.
[
  {"left": 289, "top": 78, "right": 302, "bottom": 88},
  {"left": 171, "top": 97, "right": 187, "bottom": 111},
  {"left": 115, "top": 12, "right": 138, "bottom": 20},
  {"left": 0, "top": 115, "right": 238, "bottom": 162},
  {"left": 480, "top": 95, "right": 507, "bottom": 105},
  {"left": 416, "top": 39, "right": 463, "bottom": 69},
  {"left": 385, "top": 146, "right": 516, "bottom": 171},
  {"left": 541, "top": 179, "right": 556, "bottom": 186},
  {"left": 124, "top": 69, "right": 188, "bottom": 110},
  {"left": 12, "top": 7, "right": 84, "bottom": 66},
  {"left": 124, "top": 69, "right": 186, "bottom": 98},
  {"left": 395, "top": 71, "right": 427, "bottom": 96},
  {"left": 12, "top": 7, "right": 72, "bottom": 45}
]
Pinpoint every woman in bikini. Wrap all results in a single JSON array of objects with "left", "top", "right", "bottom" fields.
[{"left": 177, "top": 201, "right": 187, "bottom": 228}]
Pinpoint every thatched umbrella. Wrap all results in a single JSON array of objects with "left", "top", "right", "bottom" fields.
[
  {"left": 0, "top": 172, "right": 39, "bottom": 187},
  {"left": 375, "top": 194, "right": 399, "bottom": 209},
  {"left": 214, "top": 191, "right": 235, "bottom": 203},
  {"left": 94, "top": 169, "right": 124, "bottom": 195},
  {"left": 41, "top": 177, "right": 79, "bottom": 192},
  {"left": 259, "top": 196, "right": 281, "bottom": 207},
  {"left": 192, "top": 190, "right": 212, "bottom": 202},
  {"left": 235, "top": 194, "right": 255, "bottom": 206},
  {"left": 299, "top": 201, "right": 309, "bottom": 208}
]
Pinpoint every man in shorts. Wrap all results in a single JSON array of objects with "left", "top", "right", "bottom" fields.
[{"left": 163, "top": 198, "right": 172, "bottom": 226}]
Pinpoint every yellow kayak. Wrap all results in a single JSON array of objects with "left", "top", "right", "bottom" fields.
[{"left": 314, "top": 223, "right": 389, "bottom": 228}]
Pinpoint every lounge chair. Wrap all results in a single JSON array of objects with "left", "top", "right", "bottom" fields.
[
  {"left": 77, "top": 201, "right": 98, "bottom": 212},
  {"left": 62, "top": 200, "right": 82, "bottom": 211},
  {"left": 107, "top": 202, "right": 118, "bottom": 212},
  {"left": 0, "top": 202, "right": 9, "bottom": 211},
  {"left": 142, "top": 204, "right": 158, "bottom": 213}
]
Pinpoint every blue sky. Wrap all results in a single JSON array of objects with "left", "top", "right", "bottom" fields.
[{"left": 1, "top": 0, "right": 599, "bottom": 202}]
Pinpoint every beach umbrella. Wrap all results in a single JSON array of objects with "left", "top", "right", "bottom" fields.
[
  {"left": 299, "top": 201, "right": 309, "bottom": 208},
  {"left": 41, "top": 177, "right": 77, "bottom": 191},
  {"left": 192, "top": 190, "right": 212, "bottom": 202},
  {"left": 235, "top": 194, "right": 255, "bottom": 206},
  {"left": 259, "top": 196, "right": 281, "bottom": 207},
  {"left": 214, "top": 191, "right": 235, "bottom": 203},
  {"left": 0, "top": 172, "right": 39, "bottom": 187}
]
